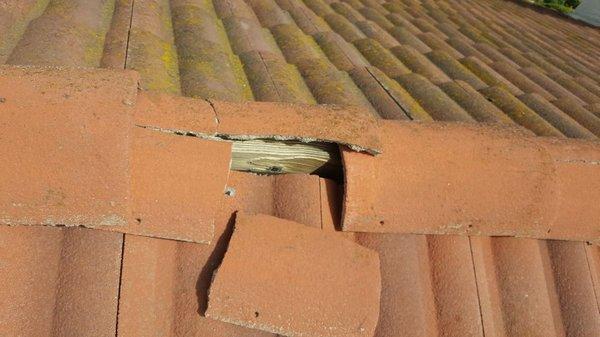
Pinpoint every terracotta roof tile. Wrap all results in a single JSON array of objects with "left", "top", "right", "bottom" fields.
[
  {"left": 313, "top": 31, "right": 369, "bottom": 71},
  {"left": 0, "top": 226, "right": 122, "bottom": 336},
  {"left": 426, "top": 49, "right": 487, "bottom": 89},
  {"left": 0, "top": 66, "right": 135, "bottom": 228},
  {"left": 480, "top": 85, "right": 563, "bottom": 136},
  {"left": 353, "top": 37, "right": 411, "bottom": 77},
  {"left": 126, "top": 0, "right": 181, "bottom": 94},
  {"left": 6, "top": 0, "right": 114, "bottom": 67},
  {"left": 388, "top": 26, "right": 432, "bottom": 53},
  {"left": 349, "top": 66, "right": 431, "bottom": 121},
  {"left": 342, "top": 121, "right": 600, "bottom": 242},
  {"left": 439, "top": 80, "right": 514, "bottom": 124},
  {"left": 390, "top": 44, "right": 451, "bottom": 85},
  {"left": 356, "top": 20, "right": 398, "bottom": 48},
  {"left": 324, "top": 12, "right": 366, "bottom": 41},
  {"left": 491, "top": 61, "right": 557, "bottom": 100},
  {"left": 205, "top": 213, "right": 381, "bottom": 337},
  {"left": 519, "top": 93, "right": 596, "bottom": 139},
  {"left": 2, "top": 0, "right": 600, "bottom": 335},
  {"left": 395, "top": 72, "right": 473, "bottom": 121}
]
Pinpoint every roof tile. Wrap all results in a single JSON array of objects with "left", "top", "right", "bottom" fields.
[
  {"left": 206, "top": 213, "right": 381, "bottom": 337},
  {"left": 391, "top": 44, "right": 451, "bottom": 85},
  {"left": 342, "top": 120, "right": 600, "bottom": 242},
  {"left": 395, "top": 72, "right": 473, "bottom": 121}
]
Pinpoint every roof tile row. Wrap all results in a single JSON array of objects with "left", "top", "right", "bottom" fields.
[{"left": 1, "top": 0, "right": 599, "bottom": 336}]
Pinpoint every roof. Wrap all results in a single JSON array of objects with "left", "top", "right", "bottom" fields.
[{"left": 0, "top": 0, "right": 599, "bottom": 336}]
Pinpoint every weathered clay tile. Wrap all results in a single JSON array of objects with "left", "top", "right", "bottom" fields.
[
  {"left": 359, "top": 0, "right": 388, "bottom": 15},
  {"left": 126, "top": 0, "right": 181, "bottom": 94},
  {"left": 6, "top": 0, "right": 115, "bottom": 67},
  {"left": 460, "top": 56, "right": 523, "bottom": 96},
  {"left": 342, "top": 120, "right": 600, "bottom": 242},
  {"left": 210, "top": 99, "right": 381, "bottom": 152},
  {"left": 359, "top": 7, "right": 394, "bottom": 30},
  {"left": 519, "top": 93, "right": 596, "bottom": 140},
  {"left": 546, "top": 71, "right": 600, "bottom": 105},
  {"left": 388, "top": 26, "right": 431, "bottom": 53},
  {"left": 349, "top": 66, "right": 431, "bottom": 121},
  {"left": 0, "top": 226, "right": 122, "bottom": 337},
  {"left": 296, "top": 58, "right": 375, "bottom": 109},
  {"left": 239, "top": 51, "right": 316, "bottom": 104},
  {"left": 395, "top": 73, "right": 473, "bottom": 121},
  {"left": 206, "top": 213, "right": 381, "bottom": 337},
  {"left": 587, "top": 104, "right": 600, "bottom": 119},
  {"left": 2, "top": 0, "right": 600, "bottom": 336},
  {"left": 353, "top": 38, "right": 410, "bottom": 78},
  {"left": 213, "top": 0, "right": 258, "bottom": 21},
  {"left": 575, "top": 76, "right": 600, "bottom": 99},
  {"left": 522, "top": 51, "right": 571, "bottom": 77},
  {"left": 121, "top": 128, "right": 232, "bottom": 243},
  {"left": 426, "top": 50, "right": 487, "bottom": 90},
  {"left": 357, "top": 69, "right": 416, "bottom": 117},
  {"left": 446, "top": 37, "right": 493, "bottom": 63},
  {"left": 439, "top": 80, "right": 514, "bottom": 124},
  {"left": 222, "top": 17, "right": 285, "bottom": 58},
  {"left": 546, "top": 240, "right": 600, "bottom": 336},
  {"left": 280, "top": 1, "right": 331, "bottom": 35},
  {"left": 471, "top": 237, "right": 565, "bottom": 337},
  {"left": 480, "top": 86, "right": 563, "bottom": 137},
  {"left": 391, "top": 45, "right": 450, "bottom": 85},
  {"left": 411, "top": 17, "right": 449, "bottom": 40},
  {"left": 247, "top": 0, "right": 294, "bottom": 28},
  {"left": 324, "top": 13, "right": 367, "bottom": 42},
  {"left": 385, "top": 13, "right": 422, "bottom": 35},
  {"left": 417, "top": 32, "right": 463, "bottom": 59},
  {"left": 340, "top": 0, "right": 363, "bottom": 11},
  {"left": 301, "top": 0, "right": 335, "bottom": 16},
  {"left": 271, "top": 23, "right": 327, "bottom": 64},
  {"left": 355, "top": 20, "right": 398, "bottom": 48},
  {"left": 498, "top": 47, "right": 536, "bottom": 68},
  {"left": 490, "top": 61, "right": 557, "bottom": 101},
  {"left": 356, "top": 234, "right": 439, "bottom": 337},
  {"left": 474, "top": 42, "right": 520, "bottom": 68},
  {"left": 0, "top": 66, "right": 136, "bottom": 228},
  {"left": 0, "top": 0, "right": 48, "bottom": 63},
  {"left": 171, "top": 0, "right": 252, "bottom": 101},
  {"left": 313, "top": 31, "right": 370, "bottom": 71},
  {"left": 272, "top": 174, "right": 323, "bottom": 228},
  {"left": 424, "top": 235, "right": 485, "bottom": 336},
  {"left": 330, "top": 1, "right": 366, "bottom": 23},
  {"left": 520, "top": 66, "right": 587, "bottom": 105},
  {"left": 101, "top": 0, "right": 133, "bottom": 69}
]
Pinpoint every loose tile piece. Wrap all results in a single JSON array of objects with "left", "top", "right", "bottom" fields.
[
  {"left": 206, "top": 213, "right": 381, "bottom": 337},
  {"left": 134, "top": 96, "right": 381, "bottom": 154},
  {"left": 211, "top": 100, "right": 382, "bottom": 154},
  {"left": 342, "top": 120, "right": 600, "bottom": 243}
]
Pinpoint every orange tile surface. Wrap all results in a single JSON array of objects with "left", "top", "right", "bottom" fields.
[
  {"left": 1, "top": 0, "right": 600, "bottom": 336},
  {"left": 206, "top": 213, "right": 381, "bottom": 337}
]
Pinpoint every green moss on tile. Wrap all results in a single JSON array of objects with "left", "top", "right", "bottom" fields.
[
  {"left": 0, "top": 0, "right": 50, "bottom": 62},
  {"left": 354, "top": 38, "right": 410, "bottom": 78},
  {"left": 480, "top": 86, "right": 563, "bottom": 137}
]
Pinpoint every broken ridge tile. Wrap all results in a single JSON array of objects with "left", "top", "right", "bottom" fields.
[{"left": 206, "top": 213, "right": 381, "bottom": 337}]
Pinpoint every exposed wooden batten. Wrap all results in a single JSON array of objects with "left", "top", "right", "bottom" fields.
[{"left": 230, "top": 139, "right": 341, "bottom": 179}]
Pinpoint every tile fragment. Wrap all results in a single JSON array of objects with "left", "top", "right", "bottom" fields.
[{"left": 206, "top": 213, "right": 381, "bottom": 337}]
